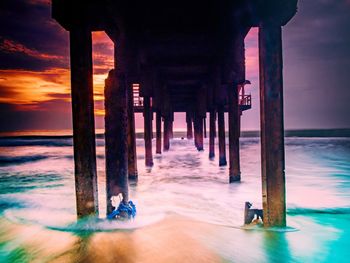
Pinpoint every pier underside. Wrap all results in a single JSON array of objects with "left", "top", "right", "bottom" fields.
[{"left": 52, "top": 0, "right": 298, "bottom": 227}]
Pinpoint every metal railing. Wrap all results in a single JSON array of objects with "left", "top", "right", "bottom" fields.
[
  {"left": 133, "top": 85, "right": 252, "bottom": 108},
  {"left": 239, "top": 94, "right": 252, "bottom": 106},
  {"left": 133, "top": 84, "right": 143, "bottom": 107}
]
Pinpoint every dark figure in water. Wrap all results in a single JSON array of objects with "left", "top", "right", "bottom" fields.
[{"left": 244, "top": 202, "right": 263, "bottom": 225}]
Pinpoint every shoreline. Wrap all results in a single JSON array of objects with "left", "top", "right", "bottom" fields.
[{"left": 0, "top": 128, "right": 349, "bottom": 139}]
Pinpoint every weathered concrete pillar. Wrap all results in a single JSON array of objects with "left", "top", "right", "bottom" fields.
[
  {"left": 105, "top": 70, "right": 129, "bottom": 214},
  {"left": 70, "top": 28, "right": 98, "bottom": 218},
  {"left": 194, "top": 114, "right": 204, "bottom": 151},
  {"left": 203, "top": 117, "right": 207, "bottom": 138},
  {"left": 198, "top": 117, "right": 204, "bottom": 151},
  {"left": 144, "top": 96, "right": 153, "bottom": 166},
  {"left": 156, "top": 110, "right": 162, "bottom": 154},
  {"left": 193, "top": 115, "right": 198, "bottom": 148},
  {"left": 209, "top": 110, "right": 216, "bottom": 159},
  {"left": 186, "top": 111, "right": 193, "bottom": 139},
  {"left": 163, "top": 116, "right": 170, "bottom": 151},
  {"left": 228, "top": 84, "right": 241, "bottom": 183},
  {"left": 218, "top": 106, "right": 227, "bottom": 166},
  {"left": 169, "top": 112, "right": 174, "bottom": 139},
  {"left": 127, "top": 83, "right": 138, "bottom": 179},
  {"left": 259, "top": 24, "right": 286, "bottom": 227}
]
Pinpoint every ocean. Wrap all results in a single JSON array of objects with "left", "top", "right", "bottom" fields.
[{"left": 0, "top": 132, "right": 349, "bottom": 262}]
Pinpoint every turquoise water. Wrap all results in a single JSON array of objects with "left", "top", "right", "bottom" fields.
[{"left": 0, "top": 136, "right": 349, "bottom": 262}]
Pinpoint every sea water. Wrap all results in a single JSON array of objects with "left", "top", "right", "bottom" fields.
[{"left": 0, "top": 135, "right": 349, "bottom": 262}]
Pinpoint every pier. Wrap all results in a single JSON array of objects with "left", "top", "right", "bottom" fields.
[{"left": 52, "top": 0, "right": 298, "bottom": 227}]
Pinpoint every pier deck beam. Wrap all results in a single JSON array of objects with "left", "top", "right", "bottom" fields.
[
  {"left": 105, "top": 69, "right": 129, "bottom": 214},
  {"left": 156, "top": 110, "right": 162, "bottom": 154},
  {"left": 209, "top": 110, "right": 216, "bottom": 159},
  {"left": 127, "top": 82, "right": 138, "bottom": 179},
  {"left": 70, "top": 28, "right": 98, "bottom": 218},
  {"left": 259, "top": 23, "right": 286, "bottom": 227},
  {"left": 228, "top": 84, "right": 241, "bottom": 182},
  {"left": 218, "top": 106, "right": 227, "bottom": 166},
  {"left": 144, "top": 96, "right": 154, "bottom": 166}
]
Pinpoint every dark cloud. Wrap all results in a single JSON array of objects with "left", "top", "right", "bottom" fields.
[
  {"left": 282, "top": 0, "right": 350, "bottom": 129},
  {"left": 0, "top": 0, "right": 69, "bottom": 71}
]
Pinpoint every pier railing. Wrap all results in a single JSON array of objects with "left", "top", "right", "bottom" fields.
[
  {"left": 133, "top": 85, "right": 252, "bottom": 111},
  {"left": 133, "top": 85, "right": 143, "bottom": 107},
  {"left": 239, "top": 94, "right": 252, "bottom": 107}
]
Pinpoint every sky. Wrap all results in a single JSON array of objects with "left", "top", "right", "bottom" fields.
[{"left": 0, "top": 0, "right": 349, "bottom": 133}]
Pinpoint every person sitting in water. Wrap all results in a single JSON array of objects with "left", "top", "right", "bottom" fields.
[{"left": 107, "top": 193, "right": 136, "bottom": 220}]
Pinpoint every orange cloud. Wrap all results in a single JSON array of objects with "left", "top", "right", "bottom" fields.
[
  {"left": 0, "top": 69, "right": 70, "bottom": 105},
  {"left": 0, "top": 31, "right": 114, "bottom": 117}
]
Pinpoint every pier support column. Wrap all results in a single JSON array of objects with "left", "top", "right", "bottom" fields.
[
  {"left": 194, "top": 114, "right": 204, "bottom": 151},
  {"left": 163, "top": 116, "right": 170, "bottom": 151},
  {"left": 186, "top": 111, "right": 193, "bottom": 139},
  {"left": 228, "top": 84, "right": 241, "bottom": 183},
  {"left": 144, "top": 96, "right": 153, "bottom": 166},
  {"left": 127, "top": 83, "right": 138, "bottom": 179},
  {"left": 259, "top": 24, "right": 286, "bottom": 227},
  {"left": 170, "top": 112, "right": 174, "bottom": 139},
  {"left": 156, "top": 110, "right": 162, "bottom": 154},
  {"left": 209, "top": 110, "right": 216, "bottom": 159},
  {"left": 70, "top": 28, "right": 98, "bottom": 217},
  {"left": 203, "top": 117, "right": 207, "bottom": 138},
  {"left": 105, "top": 70, "right": 129, "bottom": 214},
  {"left": 218, "top": 106, "right": 227, "bottom": 166},
  {"left": 193, "top": 115, "right": 198, "bottom": 148}
]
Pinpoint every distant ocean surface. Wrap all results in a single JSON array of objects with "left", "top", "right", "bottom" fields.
[{"left": 0, "top": 130, "right": 349, "bottom": 262}]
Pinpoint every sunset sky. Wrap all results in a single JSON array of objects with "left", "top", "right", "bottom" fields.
[{"left": 0, "top": 0, "right": 350, "bottom": 133}]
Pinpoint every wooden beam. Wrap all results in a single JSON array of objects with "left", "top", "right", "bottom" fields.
[
  {"left": 105, "top": 70, "right": 129, "bottom": 214},
  {"left": 70, "top": 27, "right": 98, "bottom": 218},
  {"left": 209, "top": 110, "right": 216, "bottom": 159},
  {"left": 228, "top": 84, "right": 241, "bottom": 183},
  {"left": 156, "top": 110, "right": 162, "bottom": 154},
  {"left": 259, "top": 23, "right": 286, "bottom": 227},
  {"left": 218, "top": 106, "right": 227, "bottom": 166},
  {"left": 127, "top": 82, "right": 138, "bottom": 179},
  {"left": 144, "top": 96, "right": 154, "bottom": 166}
]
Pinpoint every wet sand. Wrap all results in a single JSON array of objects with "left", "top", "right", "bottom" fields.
[{"left": 1, "top": 216, "right": 223, "bottom": 263}]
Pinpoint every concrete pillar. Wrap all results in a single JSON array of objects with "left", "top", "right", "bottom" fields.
[
  {"left": 170, "top": 112, "right": 174, "bottom": 139},
  {"left": 144, "top": 96, "right": 153, "bottom": 166},
  {"left": 209, "top": 110, "right": 216, "bottom": 159},
  {"left": 156, "top": 110, "right": 162, "bottom": 154},
  {"left": 70, "top": 28, "right": 98, "bottom": 218},
  {"left": 193, "top": 114, "right": 198, "bottom": 148},
  {"left": 203, "top": 117, "right": 207, "bottom": 138},
  {"left": 127, "top": 83, "right": 138, "bottom": 179},
  {"left": 259, "top": 24, "right": 286, "bottom": 227},
  {"left": 163, "top": 116, "right": 170, "bottom": 151},
  {"left": 218, "top": 106, "right": 227, "bottom": 166},
  {"left": 105, "top": 70, "right": 129, "bottom": 214},
  {"left": 186, "top": 111, "right": 193, "bottom": 139},
  {"left": 194, "top": 114, "right": 204, "bottom": 151},
  {"left": 228, "top": 84, "right": 241, "bottom": 183}
]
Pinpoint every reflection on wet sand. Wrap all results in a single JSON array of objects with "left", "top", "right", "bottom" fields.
[{"left": 1, "top": 216, "right": 221, "bottom": 263}]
